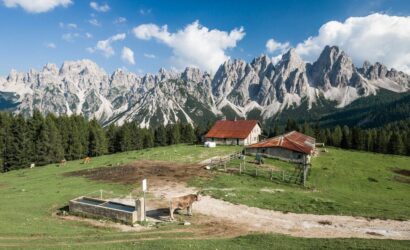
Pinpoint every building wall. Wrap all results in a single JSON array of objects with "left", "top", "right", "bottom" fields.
[
  {"left": 206, "top": 137, "right": 245, "bottom": 146},
  {"left": 246, "top": 147, "right": 308, "bottom": 163},
  {"left": 205, "top": 124, "right": 261, "bottom": 146},
  {"left": 245, "top": 124, "right": 261, "bottom": 145}
]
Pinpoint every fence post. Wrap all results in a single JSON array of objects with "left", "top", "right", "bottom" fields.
[
  {"left": 255, "top": 167, "right": 258, "bottom": 177},
  {"left": 270, "top": 168, "right": 273, "bottom": 180},
  {"left": 282, "top": 171, "right": 285, "bottom": 181},
  {"left": 239, "top": 163, "right": 242, "bottom": 174}
]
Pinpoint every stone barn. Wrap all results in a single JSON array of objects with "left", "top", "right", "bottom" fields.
[
  {"left": 246, "top": 131, "right": 315, "bottom": 164},
  {"left": 204, "top": 119, "right": 261, "bottom": 146}
]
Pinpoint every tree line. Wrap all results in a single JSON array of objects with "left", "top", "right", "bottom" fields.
[
  {"left": 265, "top": 119, "right": 410, "bottom": 156},
  {"left": 1, "top": 111, "right": 408, "bottom": 172},
  {"left": 0, "top": 111, "right": 201, "bottom": 172}
]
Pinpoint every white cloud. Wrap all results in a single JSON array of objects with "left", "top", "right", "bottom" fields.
[
  {"left": 88, "top": 33, "right": 126, "bottom": 57},
  {"left": 67, "top": 23, "right": 77, "bottom": 29},
  {"left": 59, "top": 22, "right": 77, "bottom": 29},
  {"left": 139, "top": 8, "right": 151, "bottom": 15},
  {"left": 132, "top": 21, "right": 245, "bottom": 72},
  {"left": 2, "top": 0, "right": 72, "bottom": 13},
  {"left": 293, "top": 13, "right": 410, "bottom": 73},
  {"left": 266, "top": 38, "right": 290, "bottom": 54},
  {"left": 90, "top": 1, "right": 109, "bottom": 12},
  {"left": 88, "top": 18, "right": 101, "bottom": 26},
  {"left": 62, "top": 32, "right": 79, "bottom": 42},
  {"left": 45, "top": 42, "right": 56, "bottom": 48},
  {"left": 144, "top": 53, "right": 156, "bottom": 59},
  {"left": 85, "top": 32, "right": 93, "bottom": 38},
  {"left": 114, "top": 17, "right": 126, "bottom": 24},
  {"left": 121, "top": 47, "right": 135, "bottom": 65}
]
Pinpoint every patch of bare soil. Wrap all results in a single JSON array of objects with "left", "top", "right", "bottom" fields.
[
  {"left": 392, "top": 168, "right": 410, "bottom": 177},
  {"left": 65, "top": 160, "right": 213, "bottom": 186}
]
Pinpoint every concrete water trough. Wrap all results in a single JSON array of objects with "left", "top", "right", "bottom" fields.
[{"left": 69, "top": 196, "right": 145, "bottom": 225}]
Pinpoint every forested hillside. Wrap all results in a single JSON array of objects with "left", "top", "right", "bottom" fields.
[{"left": 0, "top": 111, "right": 198, "bottom": 172}]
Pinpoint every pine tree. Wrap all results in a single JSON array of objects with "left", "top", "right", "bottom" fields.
[
  {"left": 388, "top": 131, "right": 405, "bottom": 155},
  {"left": 324, "top": 128, "right": 332, "bottom": 145},
  {"left": 88, "top": 119, "right": 108, "bottom": 157},
  {"left": 285, "top": 119, "right": 299, "bottom": 132},
  {"left": 116, "top": 123, "right": 133, "bottom": 152},
  {"left": 351, "top": 127, "right": 363, "bottom": 150},
  {"left": 129, "top": 122, "right": 143, "bottom": 150},
  {"left": 301, "top": 121, "right": 314, "bottom": 137},
  {"left": 143, "top": 128, "right": 154, "bottom": 148},
  {"left": 45, "top": 115, "right": 64, "bottom": 163},
  {"left": 0, "top": 113, "right": 11, "bottom": 172},
  {"left": 314, "top": 121, "right": 321, "bottom": 139},
  {"left": 332, "top": 126, "right": 342, "bottom": 147},
  {"left": 193, "top": 125, "right": 204, "bottom": 144},
  {"left": 4, "top": 115, "right": 32, "bottom": 170},
  {"left": 167, "top": 124, "right": 180, "bottom": 145},
  {"left": 375, "top": 130, "right": 388, "bottom": 153},
  {"left": 65, "top": 115, "right": 88, "bottom": 160},
  {"left": 404, "top": 132, "right": 410, "bottom": 156},
  {"left": 106, "top": 123, "right": 118, "bottom": 153},
  {"left": 341, "top": 126, "right": 351, "bottom": 149},
  {"left": 155, "top": 125, "right": 168, "bottom": 146},
  {"left": 273, "top": 124, "right": 280, "bottom": 137},
  {"left": 56, "top": 115, "right": 70, "bottom": 159},
  {"left": 180, "top": 123, "right": 195, "bottom": 144}
]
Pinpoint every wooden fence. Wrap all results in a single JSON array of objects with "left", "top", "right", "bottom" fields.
[{"left": 208, "top": 153, "right": 309, "bottom": 186}]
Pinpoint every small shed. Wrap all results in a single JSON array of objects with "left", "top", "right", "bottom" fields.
[{"left": 246, "top": 131, "right": 315, "bottom": 164}]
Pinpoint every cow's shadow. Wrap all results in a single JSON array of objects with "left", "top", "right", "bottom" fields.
[{"left": 146, "top": 208, "right": 169, "bottom": 221}]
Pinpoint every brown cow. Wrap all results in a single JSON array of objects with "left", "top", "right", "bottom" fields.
[
  {"left": 59, "top": 159, "right": 67, "bottom": 166},
  {"left": 82, "top": 157, "right": 91, "bottom": 164},
  {"left": 169, "top": 193, "right": 200, "bottom": 220}
]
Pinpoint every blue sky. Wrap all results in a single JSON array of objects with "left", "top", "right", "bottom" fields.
[{"left": 0, "top": 0, "right": 410, "bottom": 75}]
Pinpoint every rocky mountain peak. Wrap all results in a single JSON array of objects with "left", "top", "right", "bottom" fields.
[
  {"left": 42, "top": 63, "right": 59, "bottom": 74},
  {"left": 59, "top": 59, "right": 106, "bottom": 76},
  {"left": 278, "top": 49, "right": 305, "bottom": 69},
  {"left": 0, "top": 45, "right": 409, "bottom": 127},
  {"left": 251, "top": 54, "right": 273, "bottom": 78},
  {"left": 182, "top": 67, "right": 203, "bottom": 82},
  {"left": 308, "top": 45, "right": 359, "bottom": 89}
]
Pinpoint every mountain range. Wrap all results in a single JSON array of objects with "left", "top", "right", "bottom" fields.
[{"left": 0, "top": 45, "right": 409, "bottom": 128}]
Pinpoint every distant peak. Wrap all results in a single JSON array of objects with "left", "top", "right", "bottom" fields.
[{"left": 59, "top": 59, "right": 106, "bottom": 75}]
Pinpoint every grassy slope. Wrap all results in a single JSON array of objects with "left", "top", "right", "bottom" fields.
[
  {"left": 0, "top": 145, "right": 409, "bottom": 249},
  {"left": 0, "top": 145, "right": 239, "bottom": 236},
  {"left": 196, "top": 148, "right": 410, "bottom": 220}
]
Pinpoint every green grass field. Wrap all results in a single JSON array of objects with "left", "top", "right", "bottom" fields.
[
  {"left": 195, "top": 148, "right": 410, "bottom": 220},
  {"left": 0, "top": 144, "right": 409, "bottom": 249}
]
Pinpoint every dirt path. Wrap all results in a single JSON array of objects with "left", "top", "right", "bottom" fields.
[{"left": 151, "top": 184, "right": 410, "bottom": 240}]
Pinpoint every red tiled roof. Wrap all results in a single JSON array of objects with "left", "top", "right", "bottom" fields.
[
  {"left": 205, "top": 120, "right": 259, "bottom": 139},
  {"left": 247, "top": 131, "right": 315, "bottom": 154}
]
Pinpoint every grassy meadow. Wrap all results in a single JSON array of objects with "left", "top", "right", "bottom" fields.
[
  {"left": 195, "top": 147, "right": 410, "bottom": 220},
  {"left": 0, "top": 144, "right": 409, "bottom": 248}
]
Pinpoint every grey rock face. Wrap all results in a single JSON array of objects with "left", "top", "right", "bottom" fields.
[
  {"left": 0, "top": 46, "right": 409, "bottom": 127},
  {"left": 307, "top": 45, "right": 366, "bottom": 90}
]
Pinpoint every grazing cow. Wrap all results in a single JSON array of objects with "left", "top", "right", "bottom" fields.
[
  {"left": 169, "top": 193, "right": 200, "bottom": 220},
  {"left": 83, "top": 157, "right": 91, "bottom": 164},
  {"left": 60, "top": 159, "right": 67, "bottom": 166}
]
